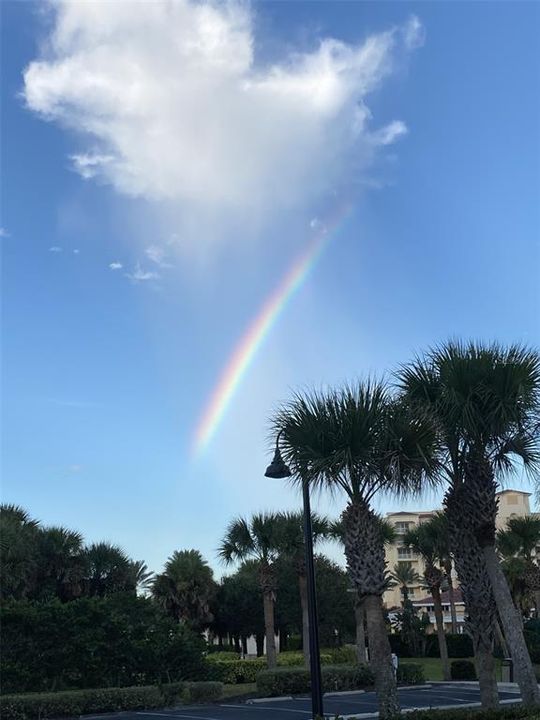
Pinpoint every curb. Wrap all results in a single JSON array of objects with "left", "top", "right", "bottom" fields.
[{"left": 247, "top": 684, "right": 433, "bottom": 705}]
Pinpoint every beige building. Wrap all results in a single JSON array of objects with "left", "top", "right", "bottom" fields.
[{"left": 383, "top": 489, "right": 532, "bottom": 609}]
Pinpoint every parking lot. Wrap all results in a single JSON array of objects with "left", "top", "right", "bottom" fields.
[{"left": 93, "top": 683, "right": 522, "bottom": 720}]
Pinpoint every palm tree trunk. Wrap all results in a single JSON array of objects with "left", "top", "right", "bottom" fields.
[
  {"left": 298, "top": 572, "right": 310, "bottom": 667},
  {"left": 445, "top": 559, "right": 458, "bottom": 634},
  {"left": 263, "top": 589, "right": 277, "bottom": 669},
  {"left": 355, "top": 596, "right": 366, "bottom": 663},
  {"left": 475, "top": 635, "right": 500, "bottom": 709},
  {"left": 535, "top": 591, "right": 540, "bottom": 619},
  {"left": 364, "top": 594, "right": 400, "bottom": 719},
  {"left": 483, "top": 544, "right": 539, "bottom": 706},
  {"left": 432, "top": 585, "right": 451, "bottom": 681}
]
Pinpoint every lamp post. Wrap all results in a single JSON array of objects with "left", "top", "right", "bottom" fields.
[{"left": 265, "top": 431, "right": 324, "bottom": 719}]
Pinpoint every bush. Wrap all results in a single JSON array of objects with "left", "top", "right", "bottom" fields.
[
  {"left": 323, "top": 645, "right": 357, "bottom": 665},
  {"left": 204, "top": 658, "right": 266, "bottom": 684},
  {"left": 397, "top": 663, "right": 425, "bottom": 685},
  {"left": 256, "top": 664, "right": 374, "bottom": 697},
  {"left": 425, "top": 633, "right": 474, "bottom": 658},
  {"left": 286, "top": 636, "right": 302, "bottom": 651},
  {"left": 405, "top": 706, "right": 537, "bottom": 720},
  {"left": 205, "top": 652, "right": 240, "bottom": 662},
  {"left": 0, "top": 686, "right": 164, "bottom": 720},
  {"left": 450, "top": 660, "right": 477, "bottom": 681},
  {"left": 389, "top": 634, "right": 412, "bottom": 657},
  {"left": 206, "top": 644, "right": 236, "bottom": 655},
  {"left": 0, "top": 681, "right": 225, "bottom": 720},
  {"left": 277, "top": 651, "right": 333, "bottom": 667},
  {"left": 524, "top": 618, "right": 540, "bottom": 663},
  {"left": 182, "top": 682, "right": 223, "bottom": 703}
]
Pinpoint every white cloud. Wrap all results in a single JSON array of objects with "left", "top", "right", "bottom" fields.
[
  {"left": 0, "top": 227, "right": 10, "bottom": 238},
  {"left": 125, "top": 263, "right": 160, "bottom": 282},
  {"left": 109, "top": 261, "right": 123, "bottom": 270},
  {"left": 145, "top": 244, "right": 173, "bottom": 268},
  {"left": 49, "top": 246, "right": 62, "bottom": 252},
  {"left": 73, "top": 248, "right": 80, "bottom": 254},
  {"left": 23, "top": 1, "right": 421, "bottom": 240},
  {"left": 403, "top": 15, "right": 425, "bottom": 50}
]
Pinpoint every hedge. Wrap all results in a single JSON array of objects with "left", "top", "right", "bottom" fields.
[
  {"left": 205, "top": 651, "right": 239, "bottom": 662},
  {"left": 425, "top": 633, "right": 474, "bottom": 659},
  {"left": 0, "top": 682, "right": 224, "bottom": 720},
  {"left": 405, "top": 706, "right": 537, "bottom": 720},
  {"left": 397, "top": 663, "right": 425, "bottom": 685},
  {"left": 451, "top": 659, "right": 477, "bottom": 681},
  {"left": 277, "top": 651, "right": 333, "bottom": 667},
  {"left": 204, "top": 658, "right": 267, "bottom": 684},
  {"left": 257, "top": 664, "right": 375, "bottom": 696}
]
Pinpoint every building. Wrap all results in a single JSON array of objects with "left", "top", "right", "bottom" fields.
[
  {"left": 383, "top": 489, "right": 532, "bottom": 610},
  {"left": 412, "top": 588, "right": 466, "bottom": 633}
]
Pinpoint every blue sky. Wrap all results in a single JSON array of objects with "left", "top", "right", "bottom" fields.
[{"left": 2, "top": 1, "right": 539, "bottom": 574}]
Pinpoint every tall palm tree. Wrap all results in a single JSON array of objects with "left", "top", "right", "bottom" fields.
[
  {"left": 36, "top": 526, "right": 85, "bottom": 601},
  {"left": 275, "top": 511, "right": 331, "bottom": 667},
  {"left": 403, "top": 518, "right": 451, "bottom": 680},
  {"left": 273, "top": 382, "right": 438, "bottom": 720},
  {"left": 398, "top": 341, "right": 540, "bottom": 707},
  {"left": 153, "top": 549, "right": 215, "bottom": 630},
  {"left": 219, "top": 514, "right": 283, "bottom": 668},
  {"left": 390, "top": 562, "right": 421, "bottom": 605},
  {"left": 331, "top": 516, "right": 395, "bottom": 663}
]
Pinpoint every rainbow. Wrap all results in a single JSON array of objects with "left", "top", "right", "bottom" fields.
[{"left": 193, "top": 202, "right": 354, "bottom": 455}]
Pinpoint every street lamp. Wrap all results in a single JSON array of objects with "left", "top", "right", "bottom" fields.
[{"left": 265, "top": 430, "right": 324, "bottom": 719}]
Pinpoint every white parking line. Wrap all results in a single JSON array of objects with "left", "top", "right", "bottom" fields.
[{"left": 137, "top": 712, "right": 222, "bottom": 720}]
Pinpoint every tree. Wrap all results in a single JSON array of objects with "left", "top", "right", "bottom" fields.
[
  {"left": 498, "top": 517, "right": 540, "bottom": 616},
  {"left": 81, "top": 542, "right": 136, "bottom": 597},
  {"left": 403, "top": 517, "right": 451, "bottom": 680},
  {"left": 331, "top": 516, "right": 395, "bottom": 663},
  {"left": 0, "top": 504, "right": 40, "bottom": 600},
  {"left": 35, "top": 526, "right": 85, "bottom": 602},
  {"left": 153, "top": 549, "right": 215, "bottom": 631},
  {"left": 275, "top": 511, "right": 331, "bottom": 666},
  {"left": 218, "top": 514, "right": 282, "bottom": 668},
  {"left": 273, "top": 382, "right": 438, "bottom": 720},
  {"left": 390, "top": 562, "right": 421, "bottom": 605},
  {"left": 399, "top": 341, "right": 540, "bottom": 707},
  {"left": 128, "top": 560, "right": 155, "bottom": 595}
]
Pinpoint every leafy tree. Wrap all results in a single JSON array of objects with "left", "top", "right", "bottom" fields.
[
  {"left": 219, "top": 514, "right": 282, "bottom": 668},
  {"left": 152, "top": 549, "right": 215, "bottom": 631},
  {"left": 399, "top": 341, "right": 540, "bottom": 707},
  {"left": 275, "top": 511, "right": 331, "bottom": 665},
  {"left": 273, "top": 382, "right": 438, "bottom": 720}
]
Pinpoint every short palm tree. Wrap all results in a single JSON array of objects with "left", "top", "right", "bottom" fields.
[
  {"left": 0, "top": 504, "right": 40, "bottom": 599},
  {"left": 219, "top": 513, "right": 283, "bottom": 668},
  {"left": 398, "top": 341, "right": 540, "bottom": 707},
  {"left": 36, "top": 526, "right": 85, "bottom": 601},
  {"left": 273, "top": 381, "right": 438, "bottom": 720},
  {"left": 275, "top": 511, "right": 331, "bottom": 666},
  {"left": 498, "top": 517, "right": 540, "bottom": 615},
  {"left": 81, "top": 542, "right": 134, "bottom": 597},
  {"left": 153, "top": 549, "right": 215, "bottom": 630},
  {"left": 390, "top": 562, "right": 421, "bottom": 604},
  {"left": 403, "top": 517, "right": 451, "bottom": 680}
]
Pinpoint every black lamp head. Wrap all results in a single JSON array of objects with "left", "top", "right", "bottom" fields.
[{"left": 264, "top": 434, "right": 292, "bottom": 479}]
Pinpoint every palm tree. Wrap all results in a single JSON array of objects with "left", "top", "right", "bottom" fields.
[
  {"left": 36, "top": 526, "right": 85, "bottom": 601},
  {"left": 128, "top": 560, "right": 155, "bottom": 594},
  {"left": 273, "top": 382, "right": 438, "bottom": 720},
  {"left": 403, "top": 517, "right": 451, "bottom": 680},
  {"left": 331, "top": 516, "right": 395, "bottom": 663},
  {"left": 498, "top": 517, "right": 540, "bottom": 616},
  {"left": 390, "top": 562, "right": 421, "bottom": 604},
  {"left": 0, "top": 504, "right": 40, "bottom": 599},
  {"left": 81, "top": 542, "right": 135, "bottom": 597},
  {"left": 153, "top": 549, "right": 215, "bottom": 630},
  {"left": 219, "top": 514, "right": 283, "bottom": 668},
  {"left": 398, "top": 341, "right": 540, "bottom": 707},
  {"left": 275, "top": 511, "right": 331, "bottom": 666}
]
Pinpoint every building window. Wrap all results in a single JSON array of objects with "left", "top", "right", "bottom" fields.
[
  {"left": 395, "top": 521, "right": 411, "bottom": 534},
  {"left": 397, "top": 547, "right": 413, "bottom": 560}
]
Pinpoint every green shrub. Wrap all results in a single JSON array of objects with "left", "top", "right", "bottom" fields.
[
  {"left": 206, "top": 643, "right": 236, "bottom": 654},
  {"left": 426, "top": 633, "right": 474, "bottom": 658},
  {"left": 323, "top": 645, "right": 357, "bottom": 665},
  {"left": 204, "top": 658, "right": 266, "bottom": 684},
  {"left": 277, "top": 651, "right": 333, "bottom": 667},
  {"left": 0, "top": 686, "right": 164, "bottom": 720},
  {"left": 524, "top": 618, "right": 540, "bottom": 663},
  {"left": 397, "top": 663, "right": 425, "bottom": 685},
  {"left": 182, "top": 682, "right": 223, "bottom": 703},
  {"left": 405, "top": 706, "right": 537, "bottom": 719},
  {"left": 256, "top": 664, "right": 374, "bottom": 697},
  {"left": 388, "top": 634, "right": 412, "bottom": 657},
  {"left": 451, "top": 659, "right": 477, "bottom": 681},
  {"left": 286, "top": 636, "right": 302, "bottom": 651},
  {"left": 205, "top": 652, "right": 239, "bottom": 662},
  {"left": 159, "top": 682, "right": 185, "bottom": 706}
]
